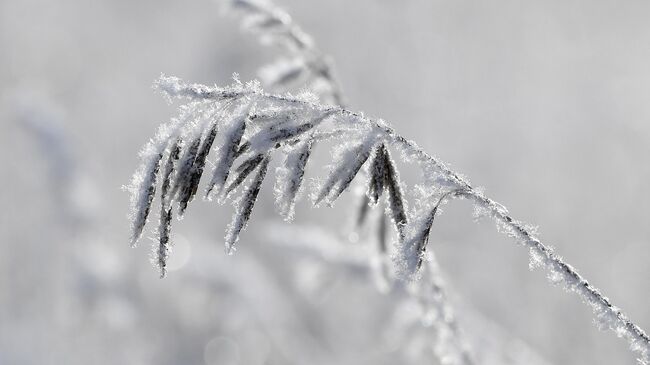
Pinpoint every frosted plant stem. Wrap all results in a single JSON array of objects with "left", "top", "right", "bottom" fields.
[
  {"left": 156, "top": 76, "right": 650, "bottom": 363},
  {"left": 226, "top": 0, "right": 345, "bottom": 106}
]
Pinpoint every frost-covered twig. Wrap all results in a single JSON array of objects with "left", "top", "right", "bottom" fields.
[
  {"left": 127, "top": 75, "right": 649, "bottom": 363},
  {"left": 224, "top": 0, "right": 345, "bottom": 105}
]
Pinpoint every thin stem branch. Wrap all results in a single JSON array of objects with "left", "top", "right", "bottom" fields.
[{"left": 227, "top": 0, "right": 346, "bottom": 106}]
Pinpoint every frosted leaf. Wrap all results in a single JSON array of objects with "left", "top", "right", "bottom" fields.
[
  {"left": 172, "top": 136, "right": 201, "bottom": 216},
  {"left": 383, "top": 146, "right": 408, "bottom": 242},
  {"left": 395, "top": 189, "right": 461, "bottom": 280},
  {"left": 267, "top": 122, "right": 315, "bottom": 144},
  {"left": 128, "top": 147, "right": 163, "bottom": 246},
  {"left": 177, "top": 123, "right": 218, "bottom": 214},
  {"left": 157, "top": 206, "right": 173, "bottom": 278},
  {"left": 225, "top": 155, "right": 271, "bottom": 253},
  {"left": 126, "top": 102, "right": 201, "bottom": 246},
  {"left": 224, "top": 153, "right": 265, "bottom": 197},
  {"left": 155, "top": 138, "right": 181, "bottom": 277},
  {"left": 313, "top": 132, "right": 378, "bottom": 206},
  {"left": 274, "top": 138, "right": 313, "bottom": 220},
  {"left": 393, "top": 202, "right": 436, "bottom": 280},
  {"left": 205, "top": 105, "right": 250, "bottom": 200},
  {"left": 246, "top": 110, "right": 328, "bottom": 153},
  {"left": 160, "top": 138, "right": 181, "bottom": 207},
  {"left": 249, "top": 107, "right": 300, "bottom": 124},
  {"left": 366, "top": 143, "right": 388, "bottom": 205}
]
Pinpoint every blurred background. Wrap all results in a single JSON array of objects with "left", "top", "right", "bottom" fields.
[{"left": 0, "top": 0, "right": 648, "bottom": 364}]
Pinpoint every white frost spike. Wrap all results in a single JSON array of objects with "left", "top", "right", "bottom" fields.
[
  {"left": 160, "top": 138, "right": 181, "bottom": 207},
  {"left": 178, "top": 123, "right": 219, "bottom": 212},
  {"left": 225, "top": 155, "right": 271, "bottom": 254},
  {"left": 396, "top": 205, "right": 437, "bottom": 280},
  {"left": 181, "top": 122, "right": 217, "bottom": 205},
  {"left": 127, "top": 103, "right": 198, "bottom": 246},
  {"left": 223, "top": 153, "right": 265, "bottom": 198},
  {"left": 394, "top": 190, "right": 458, "bottom": 280},
  {"left": 157, "top": 206, "right": 172, "bottom": 278},
  {"left": 205, "top": 105, "right": 250, "bottom": 200},
  {"left": 383, "top": 146, "right": 408, "bottom": 242},
  {"left": 249, "top": 108, "right": 299, "bottom": 124},
  {"left": 172, "top": 136, "right": 201, "bottom": 215},
  {"left": 313, "top": 132, "right": 378, "bottom": 206},
  {"left": 128, "top": 147, "right": 163, "bottom": 246},
  {"left": 156, "top": 138, "right": 181, "bottom": 278},
  {"left": 247, "top": 110, "right": 331, "bottom": 154},
  {"left": 366, "top": 143, "right": 388, "bottom": 205},
  {"left": 274, "top": 138, "right": 313, "bottom": 220}
]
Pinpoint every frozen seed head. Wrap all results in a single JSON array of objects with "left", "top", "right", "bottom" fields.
[{"left": 128, "top": 76, "right": 649, "bottom": 363}]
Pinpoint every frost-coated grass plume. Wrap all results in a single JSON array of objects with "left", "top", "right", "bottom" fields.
[
  {"left": 127, "top": 74, "right": 649, "bottom": 364},
  {"left": 125, "top": 1, "right": 650, "bottom": 363}
]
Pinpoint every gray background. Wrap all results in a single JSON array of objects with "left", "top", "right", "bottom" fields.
[{"left": 1, "top": 0, "right": 648, "bottom": 364}]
